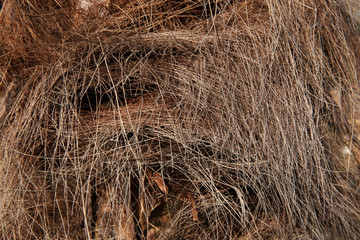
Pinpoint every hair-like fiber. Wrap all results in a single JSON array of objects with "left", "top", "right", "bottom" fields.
[{"left": 0, "top": 0, "right": 359, "bottom": 239}]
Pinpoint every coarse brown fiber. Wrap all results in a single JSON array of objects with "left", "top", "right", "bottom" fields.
[{"left": 0, "top": 0, "right": 359, "bottom": 239}]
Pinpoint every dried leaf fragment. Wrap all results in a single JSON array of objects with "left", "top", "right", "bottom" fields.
[{"left": 187, "top": 193, "right": 199, "bottom": 222}]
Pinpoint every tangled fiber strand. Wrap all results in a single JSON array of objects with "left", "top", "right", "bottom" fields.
[{"left": 0, "top": 0, "right": 360, "bottom": 239}]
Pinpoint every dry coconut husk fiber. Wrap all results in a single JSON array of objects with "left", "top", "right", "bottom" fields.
[{"left": 0, "top": 0, "right": 360, "bottom": 239}]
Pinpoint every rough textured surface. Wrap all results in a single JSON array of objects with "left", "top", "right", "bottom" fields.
[{"left": 0, "top": 0, "right": 360, "bottom": 239}]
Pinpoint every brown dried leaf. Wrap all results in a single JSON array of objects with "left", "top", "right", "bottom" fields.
[
  {"left": 187, "top": 193, "right": 199, "bottom": 222},
  {"left": 152, "top": 172, "right": 169, "bottom": 194}
]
